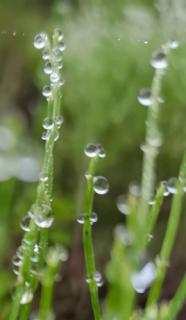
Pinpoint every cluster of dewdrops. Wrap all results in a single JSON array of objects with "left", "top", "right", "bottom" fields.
[
  {"left": 33, "top": 30, "right": 65, "bottom": 144},
  {"left": 77, "top": 143, "right": 109, "bottom": 288},
  {"left": 11, "top": 30, "right": 66, "bottom": 305}
]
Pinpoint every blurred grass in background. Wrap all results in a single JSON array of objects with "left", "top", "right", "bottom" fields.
[{"left": 0, "top": 0, "right": 186, "bottom": 318}]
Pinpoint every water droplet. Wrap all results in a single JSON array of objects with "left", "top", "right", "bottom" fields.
[
  {"left": 77, "top": 214, "right": 85, "bottom": 224},
  {"left": 44, "top": 62, "right": 52, "bottom": 75},
  {"left": 97, "top": 144, "right": 106, "bottom": 158},
  {"left": 42, "top": 50, "right": 50, "bottom": 60},
  {"left": 114, "top": 225, "right": 132, "bottom": 246},
  {"left": 129, "top": 183, "right": 141, "bottom": 197},
  {"left": 33, "top": 33, "right": 47, "bottom": 50},
  {"left": 13, "top": 264, "right": 20, "bottom": 276},
  {"left": 41, "top": 130, "right": 50, "bottom": 141},
  {"left": 32, "top": 204, "right": 53, "bottom": 228},
  {"left": 20, "top": 289, "right": 33, "bottom": 304},
  {"left": 85, "top": 275, "right": 92, "bottom": 284},
  {"left": 39, "top": 171, "right": 48, "bottom": 182},
  {"left": 12, "top": 255, "right": 22, "bottom": 267},
  {"left": 16, "top": 246, "right": 24, "bottom": 259},
  {"left": 93, "top": 271, "right": 103, "bottom": 287},
  {"left": 131, "top": 262, "right": 156, "bottom": 293},
  {"left": 54, "top": 28, "right": 64, "bottom": 41},
  {"left": 43, "top": 117, "right": 53, "bottom": 130},
  {"left": 59, "top": 77, "right": 65, "bottom": 86},
  {"left": 53, "top": 130, "right": 59, "bottom": 142},
  {"left": 90, "top": 212, "right": 98, "bottom": 224},
  {"left": 42, "top": 85, "right": 52, "bottom": 98},
  {"left": 167, "top": 177, "right": 177, "bottom": 194},
  {"left": 169, "top": 40, "right": 179, "bottom": 49},
  {"left": 93, "top": 176, "right": 109, "bottom": 195},
  {"left": 20, "top": 214, "right": 31, "bottom": 232},
  {"left": 50, "top": 71, "right": 60, "bottom": 83},
  {"left": 148, "top": 233, "right": 154, "bottom": 242},
  {"left": 58, "top": 62, "right": 63, "bottom": 70},
  {"left": 116, "top": 195, "right": 129, "bottom": 215},
  {"left": 148, "top": 198, "right": 155, "bottom": 205},
  {"left": 93, "top": 271, "right": 102, "bottom": 282},
  {"left": 147, "top": 137, "right": 162, "bottom": 148},
  {"left": 138, "top": 89, "right": 152, "bottom": 107},
  {"left": 84, "top": 144, "right": 98, "bottom": 158},
  {"left": 34, "top": 214, "right": 53, "bottom": 229},
  {"left": 151, "top": 49, "right": 168, "bottom": 70},
  {"left": 54, "top": 115, "right": 63, "bottom": 127},
  {"left": 58, "top": 41, "right": 66, "bottom": 52}
]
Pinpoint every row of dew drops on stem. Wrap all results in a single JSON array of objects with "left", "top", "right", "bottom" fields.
[
  {"left": 33, "top": 29, "right": 65, "bottom": 144},
  {"left": 138, "top": 40, "right": 179, "bottom": 109},
  {"left": 115, "top": 40, "right": 180, "bottom": 295},
  {"left": 77, "top": 143, "right": 109, "bottom": 288},
  {"left": 11, "top": 30, "right": 68, "bottom": 306}
]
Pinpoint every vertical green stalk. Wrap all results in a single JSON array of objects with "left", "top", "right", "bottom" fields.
[
  {"left": 136, "top": 45, "right": 171, "bottom": 251},
  {"left": 38, "top": 246, "right": 64, "bottom": 320},
  {"left": 146, "top": 153, "right": 186, "bottom": 308},
  {"left": 9, "top": 29, "right": 65, "bottom": 320},
  {"left": 82, "top": 157, "right": 101, "bottom": 320},
  {"left": 165, "top": 274, "right": 186, "bottom": 320}
]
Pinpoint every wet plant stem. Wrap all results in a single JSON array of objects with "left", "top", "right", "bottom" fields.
[
  {"left": 165, "top": 274, "right": 186, "bottom": 320},
  {"left": 146, "top": 153, "right": 186, "bottom": 308},
  {"left": 83, "top": 157, "right": 101, "bottom": 320},
  {"left": 9, "top": 32, "right": 63, "bottom": 320},
  {"left": 137, "top": 46, "right": 171, "bottom": 251}
]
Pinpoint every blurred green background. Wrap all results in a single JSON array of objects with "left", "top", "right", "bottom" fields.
[{"left": 0, "top": 0, "right": 186, "bottom": 319}]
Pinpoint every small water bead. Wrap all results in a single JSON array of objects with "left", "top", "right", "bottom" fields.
[
  {"left": 39, "top": 171, "right": 48, "bottom": 182},
  {"left": 13, "top": 264, "right": 20, "bottom": 276},
  {"left": 114, "top": 225, "right": 132, "bottom": 246},
  {"left": 147, "top": 137, "right": 162, "bottom": 148},
  {"left": 93, "top": 176, "right": 109, "bottom": 195},
  {"left": 42, "top": 50, "right": 50, "bottom": 60},
  {"left": 77, "top": 214, "right": 85, "bottom": 224},
  {"left": 59, "top": 77, "right": 65, "bottom": 86},
  {"left": 20, "top": 289, "right": 33, "bottom": 304},
  {"left": 12, "top": 255, "right": 22, "bottom": 267},
  {"left": 54, "top": 28, "right": 64, "bottom": 41},
  {"left": 93, "top": 271, "right": 102, "bottom": 282},
  {"left": 43, "top": 117, "right": 54, "bottom": 130},
  {"left": 41, "top": 130, "right": 50, "bottom": 141},
  {"left": 167, "top": 177, "right": 177, "bottom": 194},
  {"left": 138, "top": 89, "right": 152, "bottom": 107},
  {"left": 84, "top": 144, "right": 98, "bottom": 158},
  {"left": 116, "top": 195, "right": 129, "bottom": 215},
  {"left": 58, "top": 41, "right": 66, "bottom": 52},
  {"left": 58, "top": 62, "right": 63, "bottom": 70},
  {"left": 33, "top": 33, "right": 48, "bottom": 50},
  {"left": 97, "top": 144, "right": 106, "bottom": 158},
  {"left": 151, "top": 49, "right": 168, "bottom": 70},
  {"left": 169, "top": 40, "right": 179, "bottom": 49},
  {"left": 20, "top": 214, "right": 31, "bottom": 232},
  {"left": 85, "top": 275, "right": 92, "bottom": 284},
  {"left": 131, "top": 262, "right": 156, "bottom": 293},
  {"left": 34, "top": 214, "right": 53, "bottom": 229},
  {"left": 54, "top": 115, "right": 63, "bottom": 127},
  {"left": 42, "top": 85, "right": 52, "bottom": 98},
  {"left": 160, "top": 180, "right": 170, "bottom": 196},
  {"left": 16, "top": 246, "right": 24, "bottom": 259},
  {"left": 50, "top": 71, "right": 60, "bottom": 83},
  {"left": 148, "top": 198, "right": 155, "bottom": 206},
  {"left": 129, "top": 183, "right": 141, "bottom": 197},
  {"left": 53, "top": 130, "right": 60, "bottom": 142},
  {"left": 90, "top": 212, "right": 98, "bottom": 224},
  {"left": 44, "top": 62, "right": 53, "bottom": 75}
]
